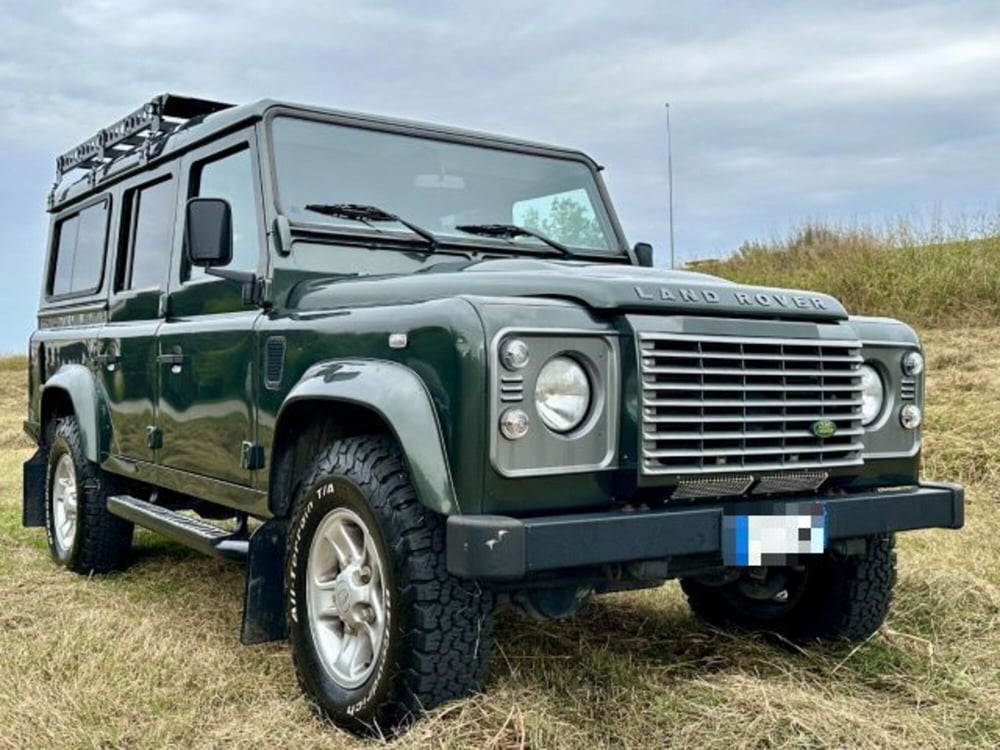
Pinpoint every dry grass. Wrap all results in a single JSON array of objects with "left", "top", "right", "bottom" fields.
[
  {"left": 2, "top": 328, "right": 999, "bottom": 748},
  {"left": 693, "top": 222, "right": 1000, "bottom": 329}
]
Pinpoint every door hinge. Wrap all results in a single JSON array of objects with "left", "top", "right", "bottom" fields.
[
  {"left": 146, "top": 426, "right": 163, "bottom": 450},
  {"left": 241, "top": 441, "right": 266, "bottom": 471}
]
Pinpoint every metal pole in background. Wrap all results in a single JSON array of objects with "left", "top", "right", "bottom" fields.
[{"left": 665, "top": 102, "right": 675, "bottom": 269}]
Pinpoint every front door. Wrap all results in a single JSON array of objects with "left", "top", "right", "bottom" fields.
[{"left": 156, "top": 129, "right": 266, "bottom": 488}]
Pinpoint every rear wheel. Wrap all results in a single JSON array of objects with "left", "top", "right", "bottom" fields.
[
  {"left": 681, "top": 535, "right": 896, "bottom": 641},
  {"left": 44, "top": 416, "right": 134, "bottom": 573},
  {"left": 286, "top": 435, "right": 494, "bottom": 736}
]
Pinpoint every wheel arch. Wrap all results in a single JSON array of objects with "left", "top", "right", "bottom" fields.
[
  {"left": 267, "top": 359, "right": 459, "bottom": 518},
  {"left": 39, "top": 364, "right": 109, "bottom": 463}
]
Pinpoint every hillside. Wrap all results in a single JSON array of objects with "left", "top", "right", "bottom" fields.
[
  {"left": 2, "top": 236, "right": 1000, "bottom": 747},
  {"left": 693, "top": 224, "right": 1000, "bottom": 328}
]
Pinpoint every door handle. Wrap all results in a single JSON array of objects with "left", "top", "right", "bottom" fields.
[
  {"left": 157, "top": 353, "right": 185, "bottom": 374},
  {"left": 93, "top": 353, "right": 121, "bottom": 370}
]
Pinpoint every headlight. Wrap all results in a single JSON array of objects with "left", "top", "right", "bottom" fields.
[
  {"left": 860, "top": 364, "right": 885, "bottom": 426},
  {"left": 902, "top": 351, "right": 924, "bottom": 376},
  {"left": 535, "top": 356, "right": 591, "bottom": 433}
]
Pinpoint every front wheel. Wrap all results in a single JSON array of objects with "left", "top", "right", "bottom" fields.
[
  {"left": 286, "top": 435, "right": 494, "bottom": 736},
  {"left": 681, "top": 535, "right": 896, "bottom": 641}
]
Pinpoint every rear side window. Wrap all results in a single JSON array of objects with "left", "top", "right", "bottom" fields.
[
  {"left": 119, "top": 178, "right": 176, "bottom": 291},
  {"left": 49, "top": 199, "right": 109, "bottom": 297}
]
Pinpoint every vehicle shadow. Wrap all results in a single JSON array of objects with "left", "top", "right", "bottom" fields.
[{"left": 487, "top": 586, "right": 845, "bottom": 691}]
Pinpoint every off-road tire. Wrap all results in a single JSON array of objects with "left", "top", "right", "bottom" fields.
[
  {"left": 44, "top": 416, "right": 134, "bottom": 573},
  {"left": 681, "top": 535, "right": 896, "bottom": 641},
  {"left": 285, "top": 435, "right": 494, "bottom": 736}
]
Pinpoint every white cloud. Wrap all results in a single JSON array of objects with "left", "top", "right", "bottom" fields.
[{"left": 0, "top": 0, "right": 997, "bottom": 273}]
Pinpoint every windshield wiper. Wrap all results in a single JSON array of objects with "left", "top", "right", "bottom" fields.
[
  {"left": 454, "top": 223, "right": 574, "bottom": 257},
  {"left": 304, "top": 203, "right": 440, "bottom": 251}
]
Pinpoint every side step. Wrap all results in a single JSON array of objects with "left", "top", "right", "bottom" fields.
[{"left": 108, "top": 495, "right": 249, "bottom": 563}]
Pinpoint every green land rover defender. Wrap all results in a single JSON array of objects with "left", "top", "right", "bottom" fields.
[{"left": 23, "top": 94, "right": 963, "bottom": 734}]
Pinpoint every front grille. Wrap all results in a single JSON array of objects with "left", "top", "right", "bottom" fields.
[{"left": 639, "top": 332, "right": 865, "bottom": 476}]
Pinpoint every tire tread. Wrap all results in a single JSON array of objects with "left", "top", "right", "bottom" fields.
[
  {"left": 48, "top": 416, "right": 133, "bottom": 574},
  {"left": 287, "top": 434, "right": 493, "bottom": 733}
]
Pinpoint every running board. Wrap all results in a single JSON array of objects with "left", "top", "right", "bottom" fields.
[{"left": 107, "top": 495, "right": 249, "bottom": 563}]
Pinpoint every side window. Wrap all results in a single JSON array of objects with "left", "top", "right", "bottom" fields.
[
  {"left": 189, "top": 147, "right": 258, "bottom": 278},
  {"left": 119, "top": 178, "right": 175, "bottom": 291},
  {"left": 48, "top": 200, "right": 109, "bottom": 297}
]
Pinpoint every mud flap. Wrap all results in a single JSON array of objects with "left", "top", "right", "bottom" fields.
[
  {"left": 22, "top": 450, "right": 46, "bottom": 528},
  {"left": 241, "top": 518, "right": 289, "bottom": 645}
]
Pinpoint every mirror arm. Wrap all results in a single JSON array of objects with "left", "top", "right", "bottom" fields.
[{"left": 204, "top": 268, "right": 266, "bottom": 307}]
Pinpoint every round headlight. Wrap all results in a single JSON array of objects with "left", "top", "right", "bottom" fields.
[
  {"left": 534, "top": 356, "right": 591, "bottom": 433},
  {"left": 860, "top": 364, "right": 885, "bottom": 426},
  {"left": 900, "top": 404, "right": 922, "bottom": 430},
  {"left": 902, "top": 351, "right": 924, "bottom": 377},
  {"left": 500, "top": 338, "right": 530, "bottom": 370}
]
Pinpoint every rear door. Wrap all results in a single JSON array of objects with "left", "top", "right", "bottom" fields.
[{"left": 155, "top": 128, "right": 266, "bottom": 489}]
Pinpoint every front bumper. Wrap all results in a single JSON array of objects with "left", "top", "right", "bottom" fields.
[{"left": 446, "top": 482, "right": 964, "bottom": 580}]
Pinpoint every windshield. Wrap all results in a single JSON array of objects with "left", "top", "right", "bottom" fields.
[{"left": 270, "top": 116, "right": 621, "bottom": 254}]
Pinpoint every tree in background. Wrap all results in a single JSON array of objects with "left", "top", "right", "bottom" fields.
[{"left": 520, "top": 196, "right": 605, "bottom": 249}]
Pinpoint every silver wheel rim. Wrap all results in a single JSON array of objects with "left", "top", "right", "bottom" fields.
[
  {"left": 306, "top": 507, "right": 388, "bottom": 689},
  {"left": 51, "top": 453, "right": 78, "bottom": 555}
]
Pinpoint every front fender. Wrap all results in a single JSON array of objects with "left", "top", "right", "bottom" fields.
[
  {"left": 40, "top": 364, "right": 108, "bottom": 463},
  {"left": 277, "top": 359, "right": 460, "bottom": 515}
]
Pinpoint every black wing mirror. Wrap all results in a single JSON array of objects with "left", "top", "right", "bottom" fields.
[
  {"left": 633, "top": 242, "right": 654, "bottom": 268},
  {"left": 184, "top": 197, "right": 233, "bottom": 267}
]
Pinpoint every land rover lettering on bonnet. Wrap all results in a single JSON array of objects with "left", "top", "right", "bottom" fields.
[{"left": 23, "top": 94, "right": 963, "bottom": 736}]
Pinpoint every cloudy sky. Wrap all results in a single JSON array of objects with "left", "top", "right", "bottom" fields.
[{"left": 1, "top": 0, "right": 998, "bottom": 351}]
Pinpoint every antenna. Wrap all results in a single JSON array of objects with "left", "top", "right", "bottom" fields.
[{"left": 665, "top": 102, "right": 675, "bottom": 269}]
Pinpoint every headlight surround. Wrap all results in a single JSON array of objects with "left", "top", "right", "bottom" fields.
[
  {"left": 534, "top": 356, "right": 591, "bottom": 433},
  {"left": 860, "top": 363, "right": 885, "bottom": 426}
]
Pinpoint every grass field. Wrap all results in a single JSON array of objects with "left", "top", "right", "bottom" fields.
[
  {"left": 3, "top": 232, "right": 1000, "bottom": 747},
  {"left": 694, "top": 222, "right": 1000, "bottom": 330}
]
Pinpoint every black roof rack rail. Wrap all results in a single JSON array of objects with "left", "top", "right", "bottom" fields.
[{"left": 49, "top": 94, "right": 234, "bottom": 208}]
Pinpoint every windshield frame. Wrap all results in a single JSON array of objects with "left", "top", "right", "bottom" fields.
[{"left": 262, "top": 106, "right": 632, "bottom": 260}]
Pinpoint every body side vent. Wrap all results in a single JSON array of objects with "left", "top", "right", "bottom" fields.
[{"left": 265, "top": 336, "right": 286, "bottom": 390}]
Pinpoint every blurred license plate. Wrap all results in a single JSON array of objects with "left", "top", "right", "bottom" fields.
[{"left": 722, "top": 505, "right": 826, "bottom": 567}]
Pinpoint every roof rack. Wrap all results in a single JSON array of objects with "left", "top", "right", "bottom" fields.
[{"left": 49, "top": 94, "right": 234, "bottom": 208}]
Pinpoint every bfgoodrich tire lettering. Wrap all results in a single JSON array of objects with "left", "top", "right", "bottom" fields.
[
  {"left": 44, "top": 416, "right": 134, "bottom": 573},
  {"left": 286, "top": 435, "right": 494, "bottom": 735}
]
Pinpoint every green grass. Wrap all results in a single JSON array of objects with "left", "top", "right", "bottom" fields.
[{"left": 692, "top": 222, "right": 1000, "bottom": 328}]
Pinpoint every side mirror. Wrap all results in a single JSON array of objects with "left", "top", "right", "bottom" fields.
[
  {"left": 184, "top": 197, "right": 233, "bottom": 267},
  {"left": 634, "top": 242, "right": 654, "bottom": 268}
]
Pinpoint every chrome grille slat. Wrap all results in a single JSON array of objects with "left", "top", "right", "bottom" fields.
[
  {"left": 643, "top": 382, "right": 859, "bottom": 392},
  {"left": 644, "top": 397, "right": 863, "bottom": 408},
  {"left": 643, "top": 412, "right": 860, "bottom": 423},
  {"left": 643, "top": 428, "right": 865, "bottom": 440},
  {"left": 639, "top": 332, "right": 862, "bottom": 347},
  {"left": 638, "top": 332, "right": 865, "bottom": 476},
  {"left": 645, "top": 443, "right": 865, "bottom": 459},
  {"left": 642, "top": 365, "right": 860, "bottom": 377},
  {"left": 642, "top": 351, "right": 863, "bottom": 364}
]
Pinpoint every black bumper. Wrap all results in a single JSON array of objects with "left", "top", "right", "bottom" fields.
[{"left": 446, "top": 482, "right": 964, "bottom": 580}]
